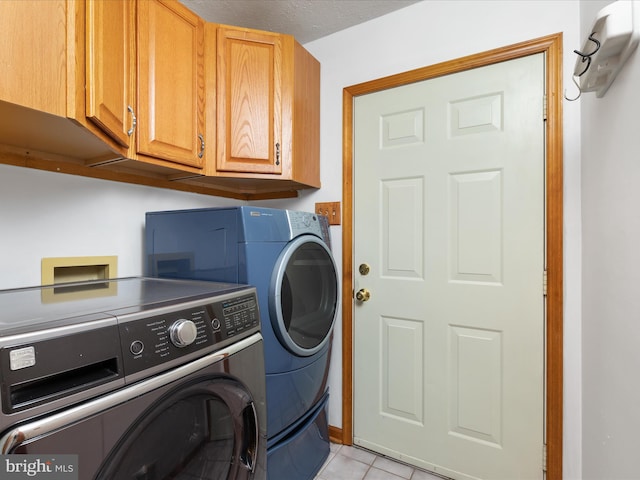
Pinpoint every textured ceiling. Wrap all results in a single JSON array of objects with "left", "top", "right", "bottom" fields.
[{"left": 180, "top": 0, "right": 421, "bottom": 44}]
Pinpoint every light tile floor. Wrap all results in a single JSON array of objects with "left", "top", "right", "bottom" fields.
[{"left": 315, "top": 444, "right": 447, "bottom": 480}]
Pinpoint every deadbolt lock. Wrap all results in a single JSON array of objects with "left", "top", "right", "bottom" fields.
[
  {"left": 355, "top": 288, "right": 371, "bottom": 302},
  {"left": 359, "top": 263, "right": 370, "bottom": 275}
]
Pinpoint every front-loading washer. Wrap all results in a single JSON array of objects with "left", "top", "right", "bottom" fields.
[
  {"left": 146, "top": 206, "right": 339, "bottom": 480},
  {"left": 0, "top": 277, "right": 266, "bottom": 480}
]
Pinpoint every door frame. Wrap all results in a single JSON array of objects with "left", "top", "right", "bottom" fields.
[{"left": 340, "top": 33, "right": 563, "bottom": 479}]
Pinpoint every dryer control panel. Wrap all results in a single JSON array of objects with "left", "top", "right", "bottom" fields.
[
  {"left": 120, "top": 290, "right": 259, "bottom": 377},
  {"left": 287, "top": 210, "right": 324, "bottom": 238}
]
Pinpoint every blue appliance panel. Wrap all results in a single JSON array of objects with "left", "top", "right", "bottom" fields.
[
  {"left": 267, "top": 345, "right": 330, "bottom": 436},
  {"left": 267, "top": 393, "right": 330, "bottom": 480},
  {"left": 145, "top": 208, "right": 241, "bottom": 283},
  {"left": 237, "top": 207, "right": 294, "bottom": 243}
]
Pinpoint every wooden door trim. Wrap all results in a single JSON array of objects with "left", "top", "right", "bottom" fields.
[{"left": 341, "top": 33, "right": 563, "bottom": 480}]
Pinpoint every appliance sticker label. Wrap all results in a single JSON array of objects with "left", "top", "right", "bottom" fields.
[
  {"left": 9, "top": 347, "right": 35, "bottom": 371},
  {"left": 0, "top": 455, "right": 78, "bottom": 479}
]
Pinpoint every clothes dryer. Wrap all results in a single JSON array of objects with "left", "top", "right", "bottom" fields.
[{"left": 146, "top": 207, "right": 339, "bottom": 480}]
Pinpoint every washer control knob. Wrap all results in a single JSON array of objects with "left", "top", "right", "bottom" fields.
[{"left": 169, "top": 319, "right": 198, "bottom": 348}]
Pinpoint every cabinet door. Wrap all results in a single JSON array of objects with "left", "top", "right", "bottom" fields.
[
  {"left": 217, "top": 27, "right": 283, "bottom": 175},
  {"left": 137, "top": 0, "right": 205, "bottom": 168},
  {"left": 85, "top": 0, "right": 136, "bottom": 149},
  {"left": 0, "top": 0, "right": 67, "bottom": 116}
]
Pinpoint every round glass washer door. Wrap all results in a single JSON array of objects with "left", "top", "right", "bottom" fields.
[
  {"left": 269, "top": 235, "right": 339, "bottom": 357},
  {"left": 95, "top": 377, "right": 259, "bottom": 480}
]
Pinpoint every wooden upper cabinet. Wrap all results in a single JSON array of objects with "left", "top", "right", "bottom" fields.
[
  {"left": 137, "top": 0, "right": 205, "bottom": 168},
  {"left": 216, "top": 26, "right": 283, "bottom": 175},
  {"left": 0, "top": 1, "right": 319, "bottom": 198},
  {"left": 85, "top": 0, "right": 136, "bottom": 150},
  {"left": 211, "top": 25, "right": 320, "bottom": 190},
  {"left": 0, "top": 0, "right": 68, "bottom": 116},
  {"left": 286, "top": 35, "right": 321, "bottom": 189}
]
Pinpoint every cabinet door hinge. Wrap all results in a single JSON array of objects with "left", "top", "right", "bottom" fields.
[
  {"left": 543, "top": 269, "right": 548, "bottom": 296},
  {"left": 543, "top": 95, "right": 548, "bottom": 121},
  {"left": 542, "top": 443, "right": 547, "bottom": 472}
]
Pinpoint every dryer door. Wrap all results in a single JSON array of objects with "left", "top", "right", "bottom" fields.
[{"left": 269, "top": 235, "right": 339, "bottom": 356}]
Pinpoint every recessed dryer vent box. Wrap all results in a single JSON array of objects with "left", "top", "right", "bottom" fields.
[{"left": 41, "top": 256, "right": 118, "bottom": 285}]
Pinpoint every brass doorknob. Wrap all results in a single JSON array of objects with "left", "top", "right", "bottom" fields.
[{"left": 355, "top": 288, "right": 371, "bottom": 302}]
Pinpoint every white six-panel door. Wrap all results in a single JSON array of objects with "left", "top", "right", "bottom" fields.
[{"left": 353, "top": 53, "right": 545, "bottom": 480}]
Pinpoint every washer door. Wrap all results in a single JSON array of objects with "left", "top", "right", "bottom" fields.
[
  {"left": 96, "top": 377, "right": 258, "bottom": 480},
  {"left": 269, "top": 235, "right": 339, "bottom": 356}
]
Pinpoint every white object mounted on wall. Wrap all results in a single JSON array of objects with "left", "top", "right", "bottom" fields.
[{"left": 571, "top": 0, "right": 639, "bottom": 99}]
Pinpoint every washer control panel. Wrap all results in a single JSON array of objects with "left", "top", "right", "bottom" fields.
[{"left": 120, "top": 289, "right": 259, "bottom": 376}]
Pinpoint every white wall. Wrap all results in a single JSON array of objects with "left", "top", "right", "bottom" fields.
[
  {"left": 0, "top": 164, "right": 243, "bottom": 289},
  {"left": 580, "top": 1, "right": 640, "bottom": 479},
  {"left": 298, "top": 1, "right": 583, "bottom": 478},
  {"left": 0, "top": 1, "right": 585, "bottom": 477}
]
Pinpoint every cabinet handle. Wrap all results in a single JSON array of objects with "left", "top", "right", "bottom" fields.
[
  {"left": 198, "top": 134, "right": 205, "bottom": 159},
  {"left": 127, "top": 105, "right": 137, "bottom": 136},
  {"left": 275, "top": 142, "right": 280, "bottom": 166}
]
